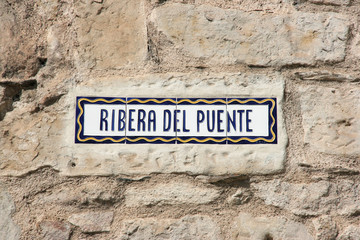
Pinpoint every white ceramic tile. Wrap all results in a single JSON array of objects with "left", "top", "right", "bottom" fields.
[
  {"left": 226, "top": 105, "right": 269, "bottom": 137},
  {"left": 126, "top": 104, "right": 177, "bottom": 137},
  {"left": 83, "top": 104, "right": 126, "bottom": 136},
  {"left": 176, "top": 104, "right": 227, "bottom": 137}
]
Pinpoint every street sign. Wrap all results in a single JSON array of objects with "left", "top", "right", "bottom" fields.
[{"left": 75, "top": 97, "right": 277, "bottom": 144}]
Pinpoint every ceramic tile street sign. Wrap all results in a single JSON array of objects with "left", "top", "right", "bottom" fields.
[{"left": 75, "top": 97, "right": 277, "bottom": 144}]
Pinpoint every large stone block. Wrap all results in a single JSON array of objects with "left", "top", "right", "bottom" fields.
[
  {"left": 74, "top": 0, "right": 147, "bottom": 69},
  {"left": 253, "top": 179, "right": 360, "bottom": 216},
  {"left": 40, "top": 221, "right": 71, "bottom": 240},
  {"left": 124, "top": 180, "right": 220, "bottom": 206},
  {"left": 54, "top": 73, "right": 286, "bottom": 176},
  {"left": 308, "top": 0, "right": 350, "bottom": 6},
  {"left": 150, "top": 3, "right": 348, "bottom": 66},
  {"left": 231, "top": 213, "right": 313, "bottom": 240},
  {"left": 118, "top": 215, "right": 222, "bottom": 240},
  {"left": 337, "top": 225, "right": 360, "bottom": 240},
  {"left": 312, "top": 216, "right": 338, "bottom": 240},
  {"left": 299, "top": 85, "right": 360, "bottom": 156},
  {"left": 68, "top": 211, "right": 113, "bottom": 233},
  {"left": 0, "top": 185, "right": 20, "bottom": 240}
]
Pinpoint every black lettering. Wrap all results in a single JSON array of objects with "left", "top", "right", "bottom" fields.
[
  {"left": 237, "top": 110, "right": 244, "bottom": 132},
  {"left": 207, "top": 110, "right": 215, "bottom": 132},
  {"left": 246, "top": 110, "right": 253, "bottom": 132},
  {"left": 148, "top": 110, "right": 156, "bottom": 131},
  {"left": 128, "top": 109, "right": 135, "bottom": 131},
  {"left": 182, "top": 110, "right": 190, "bottom": 132},
  {"left": 174, "top": 110, "right": 180, "bottom": 132},
  {"left": 197, "top": 110, "right": 205, "bottom": 132},
  {"left": 163, "top": 110, "right": 171, "bottom": 131},
  {"left": 217, "top": 110, "right": 224, "bottom": 132},
  {"left": 138, "top": 109, "right": 146, "bottom": 131},
  {"left": 118, "top": 109, "right": 125, "bottom": 131},
  {"left": 227, "top": 110, "right": 236, "bottom": 132},
  {"left": 100, "top": 109, "right": 108, "bottom": 131}
]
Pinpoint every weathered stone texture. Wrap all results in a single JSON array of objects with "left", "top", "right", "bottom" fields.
[
  {"left": 32, "top": 180, "right": 117, "bottom": 206},
  {"left": 74, "top": 0, "right": 147, "bottom": 69},
  {"left": 40, "top": 221, "right": 71, "bottom": 240},
  {"left": 227, "top": 188, "right": 252, "bottom": 205},
  {"left": 254, "top": 180, "right": 360, "bottom": 216},
  {"left": 350, "top": 29, "right": 360, "bottom": 60},
  {"left": 0, "top": 186, "right": 20, "bottom": 240},
  {"left": 0, "top": 0, "right": 359, "bottom": 238},
  {"left": 118, "top": 215, "right": 222, "bottom": 240},
  {"left": 0, "top": 0, "right": 73, "bottom": 79},
  {"left": 295, "top": 71, "right": 360, "bottom": 82},
  {"left": 230, "top": 213, "right": 313, "bottom": 240},
  {"left": 124, "top": 181, "right": 220, "bottom": 206},
  {"left": 150, "top": 3, "right": 348, "bottom": 66},
  {"left": 308, "top": 0, "right": 350, "bottom": 6},
  {"left": 299, "top": 85, "right": 360, "bottom": 156},
  {"left": 337, "top": 225, "right": 360, "bottom": 240},
  {"left": 68, "top": 211, "right": 113, "bottom": 233},
  {"left": 312, "top": 216, "right": 338, "bottom": 240}
]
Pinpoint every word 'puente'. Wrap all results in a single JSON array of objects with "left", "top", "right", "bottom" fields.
[{"left": 75, "top": 97, "right": 277, "bottom": 144}]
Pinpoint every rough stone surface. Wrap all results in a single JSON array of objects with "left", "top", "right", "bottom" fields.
[
  {"left": 32, "top": 180, "right": 117, "bottom": 207},
  {"left": 150, "top": 3, "right": 348, "bottom": 67},
  {"left": 40, "top": 221, "right": 71, "bottom": 240},
  {"left": 350, "top": 29, "right": 360, "bottom": 60},
  {"left": 295, "top": 71, "right": 360, "bottom": 82},
  {"left": 308, "top": 0, "right": 350, "bottom": 6},
  {"left": 57, "top": 73, "right": 286, "bottom": 177},
  {"left": 299, "top": 85, "right": 360, "bottom": 156},
  {"left": 227, "top": 188, "right": 252, "bottom": 205},
  {"left": 0, "top": 0, "right": 359, "bottom": 239},
  {"left": 337, "top": 225, "right": 360, "bottom": 240},
  {"left": 68, "top": 211, "right": 113, "bottom": 233},
  {"left": 312, "top": 216, "right": 338, "bottom": 240},
  {"left": 124, "top": 180, "right": 220, "bottom": 206},
  {"left": 254, "top": 180, "right": 360, "bottom": 216},
  {"left": 118, "top": 215, "right": 222, "bottom": 240},
  {"left": 74, "top": 0, "right": 147, "bottom": 70},
  {"left": 230, "top": 213, "right": 313, "bottom": 240},
  {"left": 0, "top": 186, "right": 20, "bottom": 240}
]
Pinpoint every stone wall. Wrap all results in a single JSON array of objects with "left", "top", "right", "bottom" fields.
[{"left": 0, "top": 0, "right": 359, "bottom": 239}]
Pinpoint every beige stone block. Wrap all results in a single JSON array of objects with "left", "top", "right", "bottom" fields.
[
  {"left": 150, "top": 3, "right": 348, "bottom": 66},
  {"left": 57, "top": 73, "right": 286, "bottom": 176},
  {"left": 299, "top": 85, "right": 360, "bottom": 156},
  {"left": 74, "top": 0, "right": 147, "bottom": 69},
  {"left": 309, "top": 0, "right": 350, "bottom": 6},
  {"left": 231, "top": 213, "right": 313, "bottom": 240},
  {"left": 0, "top": 185, "right": 20, "bottom": 240},
  {"left": 118, "top": 215, "right": 222, "bottom": 240},
  {"left": 124, "top": 180, "right": 220, "bottom": 206},
  {"left": 337, "top": 225, "right": 360, "bottom": 240},
  {"left": 68, "top": 211, "right": 113, "bottom": 233},
  {"left": 253, "top": 179, "right": 360, "bottom": 216}
]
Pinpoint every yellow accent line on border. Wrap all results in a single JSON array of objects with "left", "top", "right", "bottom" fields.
[
  {"left": 127, "top": 98, "right": 177, "bottom": 104},
  {"left": 177, "top": 99, "right": 227, "bottom": 104},
  {"left": 76, "top": 98, "right": 126, "bottom": 142},
  {"left": 227, "top": 98, "right": 276, "bottom": 143},
  {"left": 76, "top": 97, "right": 276, "bottom": 143},
  {"left": 126, "top": 137, "right": 176, "bottom": 142},
  {"left": 177, "top": 137, "right": 227, "bottom": 143}
]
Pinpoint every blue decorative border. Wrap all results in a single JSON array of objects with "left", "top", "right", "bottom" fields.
[
  {"left": 227, "top": 98, "right": 277, "bottom": 144},
  {"left": 75, "top": 97, "right": 277, "bottom": 144},
  {"left": 75, "top": 97, "right": 126, "bottom": 144}
]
